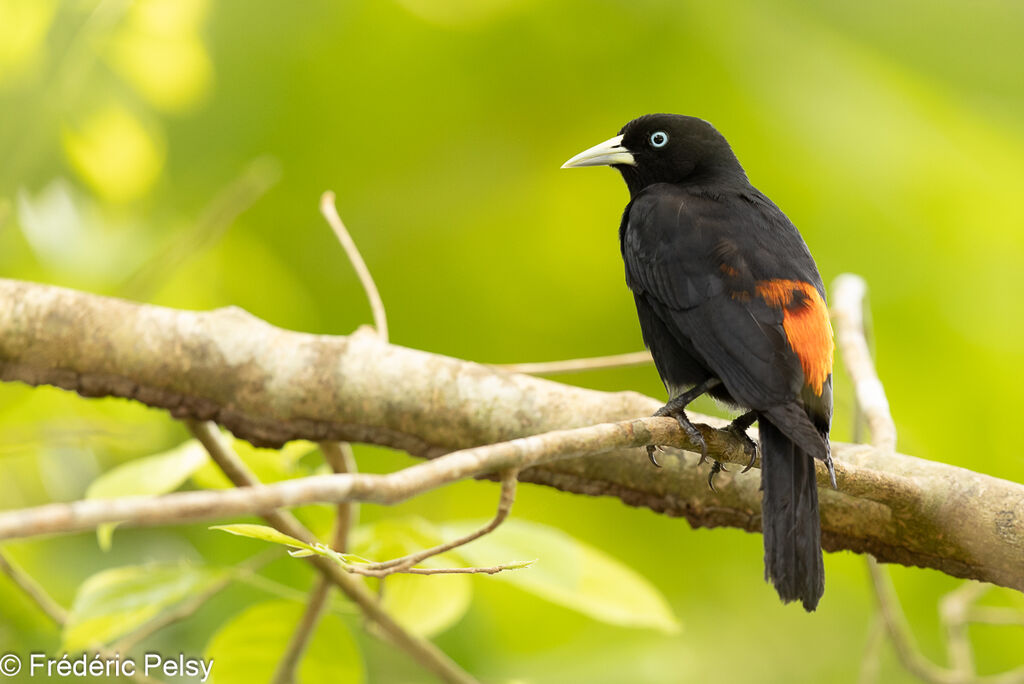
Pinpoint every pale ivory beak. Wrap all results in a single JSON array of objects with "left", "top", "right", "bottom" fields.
[{"left": 561, "top": 134, "right": 635, "bottom": 168}]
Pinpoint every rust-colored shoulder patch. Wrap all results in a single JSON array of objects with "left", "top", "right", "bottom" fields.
[{"left": 754, "top": 279, "right": 834, "bottom": 395}]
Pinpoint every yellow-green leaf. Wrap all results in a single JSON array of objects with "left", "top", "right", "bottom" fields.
[
  {"left": 441, "top": 519, "right": 680, "bottom": 633},
  {"left": 352, "top": 518, "right": 471, "bottom": 637},
  {"left": 205, "top": 600, "right": 363, "bottom": 684},
  {"left": 85, "top": 439, "right": 209, "bottom": 549},
  {"left": 63, "top": 563, "right": 225, "bottom": 651},
  {"left": 211, "top": 524, "right": 318, "bottom": 554}
]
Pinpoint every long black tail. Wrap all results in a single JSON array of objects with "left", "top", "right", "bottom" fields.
[{"left": 759, "top": 416, "right": 824, "bottom": 611}]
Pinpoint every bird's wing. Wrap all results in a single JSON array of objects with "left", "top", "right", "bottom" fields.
[{"left": 622, "top": 185, "right": 831, "bottom": 416}]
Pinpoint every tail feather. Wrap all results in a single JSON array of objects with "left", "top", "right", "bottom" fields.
[{"left": 759, "top": 416, "right": 824, "bottom": 611}]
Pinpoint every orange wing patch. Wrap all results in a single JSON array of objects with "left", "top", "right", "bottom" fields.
[{"left": 754, "top": 279, "right": 834, "bottom": 395}]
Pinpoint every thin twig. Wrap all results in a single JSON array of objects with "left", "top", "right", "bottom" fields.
[
  {"left": 832, "top": 274, "right": 896, "bottom": 452},
  {"left": 964, "top": 608, "right": 1024, "bottom": 627},
  {"left": 186, "top": 420, "right": 479, "bottom": 684},
  {"left": 321, "top": 441, "right": 358, "bottom": 552},
  {"left": 359, "top": 469, "right": 518, "bottom": 575},
  {"left": 940, "top": 582, "right": 988, "bottom": 677},
  {"left": 271, "top": 442, "right": 357, "bottom": 684},
  {"left": 320, "top": 191, "right": 388, "bottom": 341},
  {"left": 834, "top": 275, "right": 934, "bottom": 681},
  {"left": 0, "top": 548, "right": 69, "bottom": 625},
  {"left": 857, "top": 613, "right": 886, "bottom": 684},
  {"left": 866, "top": 558, "right": 957, "bottom": 683},
  {"left": 0, "top": 416, "right": 772, "bottom": 539},
  {"left": 496, "top": 351, "right": 652, "bottom": 375},
  {"left": 270, "top": 578, "right": 331, "bottom": 684},
  {"left": 358, "top": 562, "right": 528, "bottom": 576},
  {"left": 865, "top": 560, "right": 1024, "bottom": 684}
]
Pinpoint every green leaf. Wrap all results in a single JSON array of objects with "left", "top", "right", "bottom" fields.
[
  {"left": 63, "top": 563, "right": 226, "bottom": 651},
  {"left": 85, "top": 439, "right": 209, "bottom": 549},
  {"left": 441, "top": 519, "right": 680, "bottom": 633},
  {"left": 377, "top": 571, "right": 471, "bottom": 638},
  {"left": 211, "top": 524, "right": 319, "bottom": 555},
  {"left": 211, "top": 524, "right": 366, "bottom": 566},
  {"left": 205, "top": 600, "right": 363, "bottom": 684},
  {"left": 351, "top": 518, "right": 471, "bottom": 637}
]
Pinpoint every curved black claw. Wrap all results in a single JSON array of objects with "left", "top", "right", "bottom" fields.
[
  {"left": 720, "top": 417, "right": 759, "bottom": 473},
  {"left": 646, "top": 444, "right": 664, "bottom": 468},
  {"left": 707, "top": 460, "right": 725, "bottom": 492}
]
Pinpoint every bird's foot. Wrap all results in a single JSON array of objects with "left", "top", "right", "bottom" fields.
[
  {"left": 652, "top": 402, "right": 708, "bottom": 463},
  {"left": 719, "top": 412, "right": 758, "bottom": 473}
]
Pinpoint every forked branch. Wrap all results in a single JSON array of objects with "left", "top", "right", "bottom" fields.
[{"left": 0, "top": 278, "right": 1021, "bottom": 592}]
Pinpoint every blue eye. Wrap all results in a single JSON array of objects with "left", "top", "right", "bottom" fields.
[{"left": 650, "top": 131, "right": 669, "bottom": 148}]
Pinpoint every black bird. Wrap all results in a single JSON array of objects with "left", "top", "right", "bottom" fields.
[{"left": 563, "top": 114, "right": 835, "bottom": 611}]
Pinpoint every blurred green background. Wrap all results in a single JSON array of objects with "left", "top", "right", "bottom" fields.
[{"left": 1, "top": 0, "right": 1023, "bottom": 682}]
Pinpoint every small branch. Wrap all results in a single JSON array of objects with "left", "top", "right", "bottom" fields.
[
  {"left": 360, "top": 562, "right": 530, "bottom": 576},
  {"left": 0, "top": 548, "right": 68, "bottom": 625},
  {"left": 496, "top": 351, "right": 652, "bottom": 375},
  {"left": 964, "top": 607, "right": 1024, "bottom": 627},
  {"left": 834, "top": 275, "right": 1024, "bottom": 684},
  {"left": 187, "top": 420, "right": 479, "bottom": 684},
  {"left": 0, "top": 416, "right": 754, "bottom": 539},
  {"left": 833, "top": 274, "right": 936, "bottom": 682},
  {"left": 358, "top": 469, "right": 518, "bottom": 575},
  {"left": 320, "top": 191, "right": 388, "bottom": 341},
  {"left": 270, "top": 579, "right": 331, "bottom": 684},
  {"left": 832, "top": 274, "right": 896, "bottom": 452},
  {"left": 271, "top": 442, "right": 356, "bottom": 684},
  {"left": 940, "top": 582, "right": 987, "bottom": 677},
  {"left": 321, "top": 441, "right": 358, "bottom": 552},
  {"left": 866, "top": 558, "right": 955, "bottom": 683},
  {"left": 865, "top": 559, "right": 1024, "bottom": 684},
  {"left": 857, "top": 613, "right": 886, "bottom": 684},
  {"left": 837, "top": 273, "right": 930, "bottom": 681}
]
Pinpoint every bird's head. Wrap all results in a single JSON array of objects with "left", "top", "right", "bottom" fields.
[{"left": 561, "top": 113, "right": 746, "bottom": 196}]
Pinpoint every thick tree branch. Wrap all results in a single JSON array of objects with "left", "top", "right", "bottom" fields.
[{"left": 0, "top": 279, "right": 1022, "bottom": 592}]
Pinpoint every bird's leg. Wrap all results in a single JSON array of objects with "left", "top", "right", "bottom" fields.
[
  {"left": 720, "top": 410, "right": 759, "bottom": 473},
  {"left": 647, "top": 378, "right": 720, "bottom": 467},
  {"left": 824, "top": 444, "right": 837, "bottom": 489}
]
